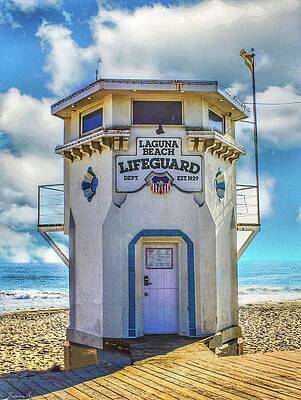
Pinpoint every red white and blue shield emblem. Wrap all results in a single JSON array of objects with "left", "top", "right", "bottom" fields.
[{"left": 151, "top": 175, "right": 172, "bottom": 194}]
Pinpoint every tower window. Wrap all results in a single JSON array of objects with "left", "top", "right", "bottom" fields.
[
  {"left": 133, "top": 101, "right": 182, "bottom": 125},
  {"left": 82, "top": 108, "right": 103, "bottom": 134},
  {"left": 208, "top": 110, "right": 225, "bottom": 133}
]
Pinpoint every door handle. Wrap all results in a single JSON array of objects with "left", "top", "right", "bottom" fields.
[{"left": 144, "top": 276, "right": 152, "bottom": 286}]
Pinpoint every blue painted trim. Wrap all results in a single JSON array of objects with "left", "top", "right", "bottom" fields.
[{"left": 128, "top": 229, "right": 196, "bottom": 337}]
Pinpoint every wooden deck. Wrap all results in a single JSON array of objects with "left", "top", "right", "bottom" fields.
[{"left": 1, "top": 341, "right": 301, "bottom": 399}]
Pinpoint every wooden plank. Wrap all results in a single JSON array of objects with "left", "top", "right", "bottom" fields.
[
  {"left": 44, "top": 371, "right": 78, "bottom": 388},
  {"left": 110, "top": 370, "right": 180, "bottom": 400},
  {"left": 83, "top": 365, "right": 107, "bottom": 378},
  {"left": 177, "top": 363, "right": 275, "bottom": 399},
  {"left": 174, "top": 361, "right": 270, "bottom": 400},
  {"left": 34, "top": 376, "right": 78, "bottom": 400},
  {"left": 29, "top": 376, "right": 75, "bottom": 400},
  {"left": 63, "top": 385, "right": 96, "bottom": 400},
  {"left": 186, "top": 359, "right": 300, "bottom": 400},
  {"left": 224, "top": 361, "right": 301, "bottom": 393},
  {"left": 150, "top": 360, "right": 265, "bottom": 400},
  {"left": 99, "top": 375, "right": 161, "bottom": 400},
  {"left": 71, "top": 368, "right": 97, "bottom": 380},
  {"left": 21, "top": 377, "right": 59, "bottom": 400},
  {"left": 141, "top": 364, "right": 256, "bottom": 400},
  {"left": 33, "top": 397, "right": 49, "bottom": 400},
  {"left": 82, "top": 380, "right": 124, "bottom": 399},
  {"left": 135, "top": 363, "right": 247, "bottom": 400},
  {"left": 118, "top": 366, "right": 214, "bottom": 400},
  {"left": 244, "top": 354, "right": 301, "bottom": 375},
  {"left": 0, "top": 380, "right": 26, "bottom": 399},
  {"left": 224, "top": 356, "right": 301, "bottom": 388},
  {"left": 239, "top": 354, "right": 297, "bottom": 373},
  {"left": 0, "top": 381, "right": 12, "bottom": 399},
  {"left": 226, "top": 355, "right": 300, "bottom": 378},
  {"left": 3, "top": 378, "right": 41, "bottom": 399},
  {"left": 206, "top": 357, "right": 301, "bottom": 398},
  {"left": 69, "top": 381, "right": 115, "bottom": 400},
  {"left": 107, "top": 374, "right": 169, "bottom": 399},
  {"left": 265, "top": 352, "right": 301, "bottom": 365},
  {"left": 58, "top": 371, "right": 87, "bottom": 385},
  {"left": 176, "top": 359, "right": 295, "bottom": 400}
]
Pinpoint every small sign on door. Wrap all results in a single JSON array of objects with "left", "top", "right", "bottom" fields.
[{"left": 146, "top": 248, "right": 173, "bottom": 269}]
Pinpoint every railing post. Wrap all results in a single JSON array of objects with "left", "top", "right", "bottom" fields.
[{"left": 38, "top": 185, "right": 41, "bottom": 226}]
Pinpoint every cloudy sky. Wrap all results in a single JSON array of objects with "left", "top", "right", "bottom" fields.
[{"left": 0, "top": 0, "right": 300, "bottom": 263}]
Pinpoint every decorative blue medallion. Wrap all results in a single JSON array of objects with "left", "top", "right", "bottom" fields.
[
  {"left": 214, "top": 168, "right": 225, "bottom": 199},
  {"left": 81, "top": 167, "right": 98, "bottom": 202}
]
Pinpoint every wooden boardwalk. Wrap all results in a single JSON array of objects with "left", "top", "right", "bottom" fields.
[{"left": 1, "top": 341, "right": 301, "bottom": 399}]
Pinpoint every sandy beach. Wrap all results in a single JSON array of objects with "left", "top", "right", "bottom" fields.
[
  {"left": 0, "top": 301, "right": 301, "bottom": 376},
  {"left": 0, "top": 309, "right": 68, "bottom": 375}
]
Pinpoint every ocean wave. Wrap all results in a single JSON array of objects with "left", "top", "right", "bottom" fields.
[
  {"left": 239, "top": 286, "right": 301, "bottom": 295},
  {"left": 238, "top": 286, "right": 301, "bottom": 305},
  {"left": 0, "top": 290, "right": 68, "bottom": 300}
]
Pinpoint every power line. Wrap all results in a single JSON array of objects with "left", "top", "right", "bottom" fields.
[{"left": 245, "top": 101, "right": 301, "bottom": 105}]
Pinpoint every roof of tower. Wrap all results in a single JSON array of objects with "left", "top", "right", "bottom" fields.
[{"left": 51, "top": 78, "right": 250, "bottom": 119}]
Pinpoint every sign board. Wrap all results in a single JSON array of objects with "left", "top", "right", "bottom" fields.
[
  {"left": 146, "top": 248, "right": 173, "bottom": 269},
  {"left": 115, "top": 137, "right": 202, "bottom": 193}
]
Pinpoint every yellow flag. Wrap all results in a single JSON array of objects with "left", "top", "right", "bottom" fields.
[{"left": 240, "top": 49, "right": 254, "bottom": 74}]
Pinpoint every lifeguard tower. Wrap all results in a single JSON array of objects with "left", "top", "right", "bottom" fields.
[{"left": 38, "top": 79, "right": 260, "bottom": 367}]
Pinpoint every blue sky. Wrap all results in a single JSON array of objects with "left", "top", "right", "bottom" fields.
[{"left": 0, "top": 0, "right": 300, "bottom": 263}]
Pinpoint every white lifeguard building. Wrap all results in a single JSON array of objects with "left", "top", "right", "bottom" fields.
[{"left": 38, "top": 79, "right": 260, "bottom": 366}]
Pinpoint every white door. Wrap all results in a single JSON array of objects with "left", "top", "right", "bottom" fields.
[{"left": 144, "top": 244, "right": 178, "bottom": 334}]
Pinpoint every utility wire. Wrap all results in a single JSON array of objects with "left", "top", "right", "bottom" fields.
[{"left": 245, "top": 101, "right": 301, "bottom": 105}]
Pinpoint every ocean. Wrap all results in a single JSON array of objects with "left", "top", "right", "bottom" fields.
[
  {"left": 0, "top": 263, "right": 68, "bottom": 313},
  {"left": 238, "top": 260, "right": 301, "bottom": 305},
  {"left": 0, "top": 261, "right": 301, "bottom": 312}
]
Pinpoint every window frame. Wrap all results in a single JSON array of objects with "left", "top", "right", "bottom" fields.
[
  {"left": 80, "top": 105, "right": 104, "bottom": 137},
  {"left": 208, "top": 108, "right": 225, "bottom": 134},
  {"left": 131, "top": 99, "right": 184, "bottom": 126}
]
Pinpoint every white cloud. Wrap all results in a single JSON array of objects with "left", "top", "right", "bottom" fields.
[
  {"left": 35, "top": 0, "right": 301, "bottom": 96},
  {"left": 0, "top": 151, "right": 62, "bottom": 261},
  {"left": 0, "top": 151, "right": 61, "bottom": 205},
  {"left": 0, "top": 0, "right": 59, "bottom": 28},
  {"left": 36, "top": 21, "right": 95, "bottom": 96},
  {"left": 9, "top": 0, "right": 59, "bottom": 12},
  {"left": 62, "top": 10, "right": 72, "bottom": 26},
  {"left": 237, "top": 162, "right": 276, "bottom": 219},
  {"left": 90, "top": 0, "right": 300, "bottom": 83},
  {"left": 0, "top": 224, "right": 65, "bottom": 263},
  {"left": 0, "top": 225, "right": 33, "bottom": 262},
  {"left": 33, "top": 247, "right": 65, "bottom": 263},
  {"left": 260, "top": 174, "right": 276, "bottom": 218},
  {"left": 0, "top": 87, "right": 62, "bottom": 152},
  {"left": 0, "top": 87, "right": 63, "bottom": 262},
  {"left": 0, "top": 204, "right": 35, "bottom": 227},
  {"left": 0, "top": 86, "right": 62, "bottom": 204},
  {"left": 226, "top": 82, "right": 248, "bottom": 96},
  {"left": 243, "top": 85, "right": 301, "bottom": 147},
  {"left": 297, "top": 208, "right": 301, "bottom": 224}
]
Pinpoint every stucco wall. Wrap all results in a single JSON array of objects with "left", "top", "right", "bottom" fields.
[
  {"left": 69, "top": 149, "right": 112, "bottom": 338},
  {"left": 65, "top": 92, "right": 239, "bottom": 342}
]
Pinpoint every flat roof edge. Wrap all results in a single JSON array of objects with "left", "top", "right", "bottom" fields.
[{"left": 51, "top": 78, "right": 249, "bottom": 117}]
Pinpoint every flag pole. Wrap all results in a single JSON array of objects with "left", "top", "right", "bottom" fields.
[{"left": 251, "top": 48, "right": 261, "bottom": 227}]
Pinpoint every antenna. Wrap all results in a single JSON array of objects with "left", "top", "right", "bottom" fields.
[{"left": 95, "top": 58, "right": 102, "bottom": 81}]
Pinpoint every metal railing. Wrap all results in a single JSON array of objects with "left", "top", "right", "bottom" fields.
[
  {"left": 38, "top": 184, "right": 64, "bottom": 227},
  {"left": 37, "top": 183, "right": 259, "bottom": 228},
  {"left": 236, "top": 184, "right": 260, "bottom": 225}
]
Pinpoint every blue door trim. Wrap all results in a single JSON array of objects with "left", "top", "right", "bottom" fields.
[{"left": 128, "top": 229, "right": 196, "bottom": 337}]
